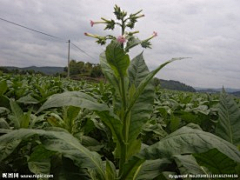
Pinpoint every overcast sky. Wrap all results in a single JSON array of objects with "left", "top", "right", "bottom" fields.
[{"left": 0, "top": 0, "right": 240, "bottom": 89}]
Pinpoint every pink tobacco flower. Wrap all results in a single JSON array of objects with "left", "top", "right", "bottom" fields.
[
  {"left": 90, "top": 20, "right": 106, "bottom": 27},
  {"left": 153, "top": 31, "right": 158, "bottom": 37},
  {"left": 90, "top": 20, "right": 95, "bottom": 27},
  {"left": 141, "top": 31, "right": 158, "bottom": 47},
  {"left": 117, "top": 35, "right": 126, "bottom": 44},
  {"left": 145, "top": 31, "right": 158, "bottom": 41}
]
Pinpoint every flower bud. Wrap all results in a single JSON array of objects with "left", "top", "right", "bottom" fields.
[
  {"left": 84, "top": 32, "right": 99, "bottom": 38},
  {"left": 117, "top": 35, "right": 126, "bottom": 44},
  {"left": 90, "top": 20, "right": 107, "bottom": 27},
  {"left": 153, "top": 31, "right": 157, "bottom": 37},
  {"left": 90, "top": 20, "right": 94, "bottom": 27},
  {"left": 136, "top": 14, "right": 145, "bottom": 18}
]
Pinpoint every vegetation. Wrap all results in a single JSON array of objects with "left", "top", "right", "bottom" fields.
[
  {"left": 154, "top": 78, "right": 196, "bottom": 92},
  {"left": 0, "top": 73, "right": 239, "bottom": 179},
  {"left": 0, "top": 66, "right": 63, "bottom": 75},
  {"left": 63, "top": 60, "right": 104, "bottom": 79},
  {"left": 1, "top": 61, "right": 104, "bottom": 80},
  {"left": 231, "top": 91, "right": 240, "bottom": 97},
  {"left": 0, "top": 5, "right": 239, "bottom": 180}
]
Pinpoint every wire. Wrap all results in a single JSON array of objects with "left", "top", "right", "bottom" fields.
[
  {"left": 0, "top": 17, "right": 67, "bottom": 42},
  {"left": 71, "top": 42, "right": 96, "bottom": 60},
  {"left": 0, "top": 17, "right": 96, "bottom": 61}
]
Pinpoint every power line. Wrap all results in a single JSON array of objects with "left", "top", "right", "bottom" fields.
[
  {"left": 0, "top": 17, "right": 67, "bottom": 42},
  {"left": 0, "top": 17, "right": 96, "bottom": 61},
  {"left": 71, "top": 42, "right": 96, "bottom": 60}
]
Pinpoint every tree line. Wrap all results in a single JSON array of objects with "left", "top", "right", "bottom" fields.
[
  {"left": 0, "top": 60, "right": 104, "bottom": 79},
  {"left": 63, "top": 60, "right": 104, "bottom": 78}
]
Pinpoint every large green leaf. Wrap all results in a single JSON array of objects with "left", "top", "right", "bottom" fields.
[
  {"left": 29, "top": 145, "right": 56, "bottom": 162},
  {"left": 81, "top": 135, "right": 103, "bottom": 152},
  {"left": 0, "top": 80, "right": 7, "bottom": 96},
  {"left": 37, "top": 91, "right": 109, "bottom": 113},
  {"left": 0, "top": 129, "right": 106, "bottom": 180},
  {"left": 120, "top": 156, "right": 145, "bottom": 180},
  {"left": 126, "top": 53, "right": 154, "bottom": 155},
  {"left": 123, "top": 55, "right": 181, "bottom": 160},
  {"left": 173, "top": 155, "right": 205, "bottom": 176},
  {"left": 97, "top": 111, "right": 123, "bottom": 156},
  {"left": 0, "top": 95, "right": 10, "bottom": 109},
  {"left": 9, "top": 99, "right": 31, "bottom": 129},
  {"left": 140, "top": 126, "right": 240, "bottom": 163},
  {"left": 127, "top": 58, "right": 184, "bottom": 116},
  {"left": 28, "top": 145, "right": 56, "bottom": 176},
  {"left": 215, "top": 90, "right": 240, "bottom": 146},
  {"left": 28, "top": 160, "right": 51, "bottom": 175},
  {"left": 100, "top": 52, "right": 120, "bottom": 94},
  {"left": 135, "top": 159, "right": 171, "bottom": 180},
  {"left": 17, "top": 94, "right": 39, "bottom": 104},
  {"left": 193, "top": 148, "right": 239, "bottom": 174},
  {"left": 128, "top": 52, "right": 149, "bottom": 87},
  {"left": 119, "top": 56, "right": 183, "bottom": 177},
  {"left": 105, "top": 160, "right": 117, "bottom": 180},
  {"left": 105, "top": 41, "right": 130, "bottom": 77},
  {"left": 52, "top": 156, "right": 90, "bottom": 180},
  {"left": 124, "top": 126, "right": 240, "bottom": 179},
  {"left": 0, "top": 138, "right": 21, "bottom": 161},
  {"left": 0, "top": 118, "right": 10, "bottom": 129},
  {"left": 100, "top": 52, "right": 123, "bottom": 116},
  {"left": 9, "top": 99, "right": 23, "bottom": 128}
]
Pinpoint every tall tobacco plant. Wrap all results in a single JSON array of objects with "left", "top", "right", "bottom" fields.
[
  {"left": 84, "top": 5, "right": 179, "bottom": 176},
  {"left": 0, "top": 5, "right": 240, "bottom": 180}
]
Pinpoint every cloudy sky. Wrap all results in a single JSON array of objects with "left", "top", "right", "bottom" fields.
[{"left": 0, "top": 0, "right": 240, "bottom": 89}]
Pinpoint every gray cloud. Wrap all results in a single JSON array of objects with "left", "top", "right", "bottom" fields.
[{"left": 0, "top": 0, "right": 240, "bottom": 89}]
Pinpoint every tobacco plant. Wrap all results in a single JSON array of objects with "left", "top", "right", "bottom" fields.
[{"left": 0, "top": 5, "right": 240, "bottom": 180}]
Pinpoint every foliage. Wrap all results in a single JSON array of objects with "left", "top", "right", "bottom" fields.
[
  {"left": 0, "top": 73, "right": 240, "bottom": 179},
  {"left": 215, "top": 89, "right": 240, "bottom": 146},
  {"left": 0, "top": 66, "right": 47, "bottom": 75},
  {"left": 64, "top": 60, "right": 104, "bottom": 79}
]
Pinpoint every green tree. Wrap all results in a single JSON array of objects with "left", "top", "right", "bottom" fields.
[{"left": 91, "top": 64, "right": 103, "bottom": 77}]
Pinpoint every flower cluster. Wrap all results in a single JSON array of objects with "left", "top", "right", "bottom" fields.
[{"left": 84, "top": 5, "right": 157, "bottom": 50}]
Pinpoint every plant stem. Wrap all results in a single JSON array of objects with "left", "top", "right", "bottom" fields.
[
  {"left": 121, "top": 18, "right": 125, "bottom": 49},
  {"left": 118, "top": 75, "right": 128, "bottom": 177},
  {"left": 119, "top": 17, "right": 128, "bottom": 177}
]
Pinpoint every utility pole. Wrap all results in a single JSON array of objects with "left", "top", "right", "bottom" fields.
[{"left": 67, "top": 40, "right": 70, "bottom": 78}]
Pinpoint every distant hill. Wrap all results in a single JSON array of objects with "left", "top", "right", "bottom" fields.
[
  {"left": 1, "top": 66, "right": 196, "bottom": 92},
  {"left": 231, "top": 91, "right": 240, "bottom": 97},
  {"left": 2, "top": 66, "right": 64, "bottom": 75},
  {"left": 195, "top": 87, "right": 240, "bottom": 94},
  {"left": 154, "top": 78, "right": 196, "bottom": 92}
]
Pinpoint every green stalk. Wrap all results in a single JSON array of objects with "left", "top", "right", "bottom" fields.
[
  {"left": 119, "top": 75, "right": 128, "bottom": 177},
  {"left": 120, "top": 76, "right": 127, "bottom": 110},
  {"left": 119, "top": 141, "right": 127, "bottom": 177},
  {"left": 119, "top": 17, "right": 129, "bottom": 177},
  {"left": 121, "top": 18, "right": 125, "bottom": 49}
]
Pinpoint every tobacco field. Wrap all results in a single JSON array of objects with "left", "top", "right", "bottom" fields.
[{"left": 0, "top": 73, "right": 239, "bottom": 179}]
